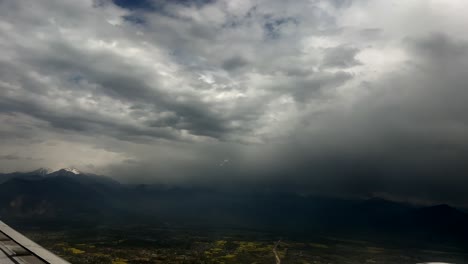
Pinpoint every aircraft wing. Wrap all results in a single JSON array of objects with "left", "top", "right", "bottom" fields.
[{"left": 0, "top": 220, "right": 70, "bottom": 264}]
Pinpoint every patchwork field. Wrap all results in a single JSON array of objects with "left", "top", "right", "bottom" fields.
[{"left": 23, "top": 226, "right": 468, "bottom": 264}]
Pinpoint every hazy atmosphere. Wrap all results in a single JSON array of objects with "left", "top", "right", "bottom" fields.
[{"left": 1, "top": 0, "right": 468, "bottom": 206}]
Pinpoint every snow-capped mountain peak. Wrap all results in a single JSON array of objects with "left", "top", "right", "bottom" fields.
[{"left": 63, "top": 168, "right": 81, "bottom": 174}]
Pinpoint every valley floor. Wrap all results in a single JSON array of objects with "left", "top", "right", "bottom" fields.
[{"left": 20, "top": 226, "right": 468, "bottom": 264}]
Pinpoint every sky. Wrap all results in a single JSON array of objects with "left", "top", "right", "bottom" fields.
[{"left": 1, "top": 0, "right": 468, "bottom": 206}]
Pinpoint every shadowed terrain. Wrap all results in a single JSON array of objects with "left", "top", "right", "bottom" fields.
[{"left": 1, "top": 169, "right": 467, "bottom": 263}]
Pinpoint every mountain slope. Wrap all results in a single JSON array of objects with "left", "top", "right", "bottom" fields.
[
  {"left": 0, "top": 168, "right": 48, "bottom": 184},
  {"left": 0, "top": 168, "right": 120, "bottom": 187},
  {"left": 47, "top": 168, "right": 120, "bottom": 187},
  {"left": 0, "top": 176, "right": 110, "bottom": 220}
]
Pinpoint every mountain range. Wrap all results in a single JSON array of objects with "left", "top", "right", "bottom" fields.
[{"left": 0, "top": 168, "right": 467, "bottom": 246}]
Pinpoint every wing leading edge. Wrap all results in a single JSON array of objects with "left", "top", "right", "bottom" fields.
[{"left": 0, "top": 220, "right": 70, "bottom": 264}]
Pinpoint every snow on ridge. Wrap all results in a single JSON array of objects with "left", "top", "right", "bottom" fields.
[{"left": 63, "top": 168, "right": 81, "bottom": 174}]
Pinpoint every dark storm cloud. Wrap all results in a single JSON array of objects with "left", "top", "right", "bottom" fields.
[
  {"left": 112, "top": 0, "right": 215, "bottom": 11},
  {"left": 114, "top": 32, "right": 468, "bottom": 206},
  {"left": 0, "top": 37, "right": 241, "bottom": 141},
  {"left": 256, "top": 32, "right": 468, "bottom": 205},
  {"left": 112, "top": 0, "right": 156, "bottom": 10},
  {"left": 1, "top": 0, "right": 468, "bottom": 206},
  {"left": 221, "top": 56, "right": 248, "bottom": 71}
]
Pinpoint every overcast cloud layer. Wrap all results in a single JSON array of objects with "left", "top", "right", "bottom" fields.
[{"left": 1, "top": 0, "right": 468, "bottom": 205}]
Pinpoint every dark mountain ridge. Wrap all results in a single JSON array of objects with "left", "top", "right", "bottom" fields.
[{"left": 0, "top": 169, "right": 467, "bottom": 245}]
